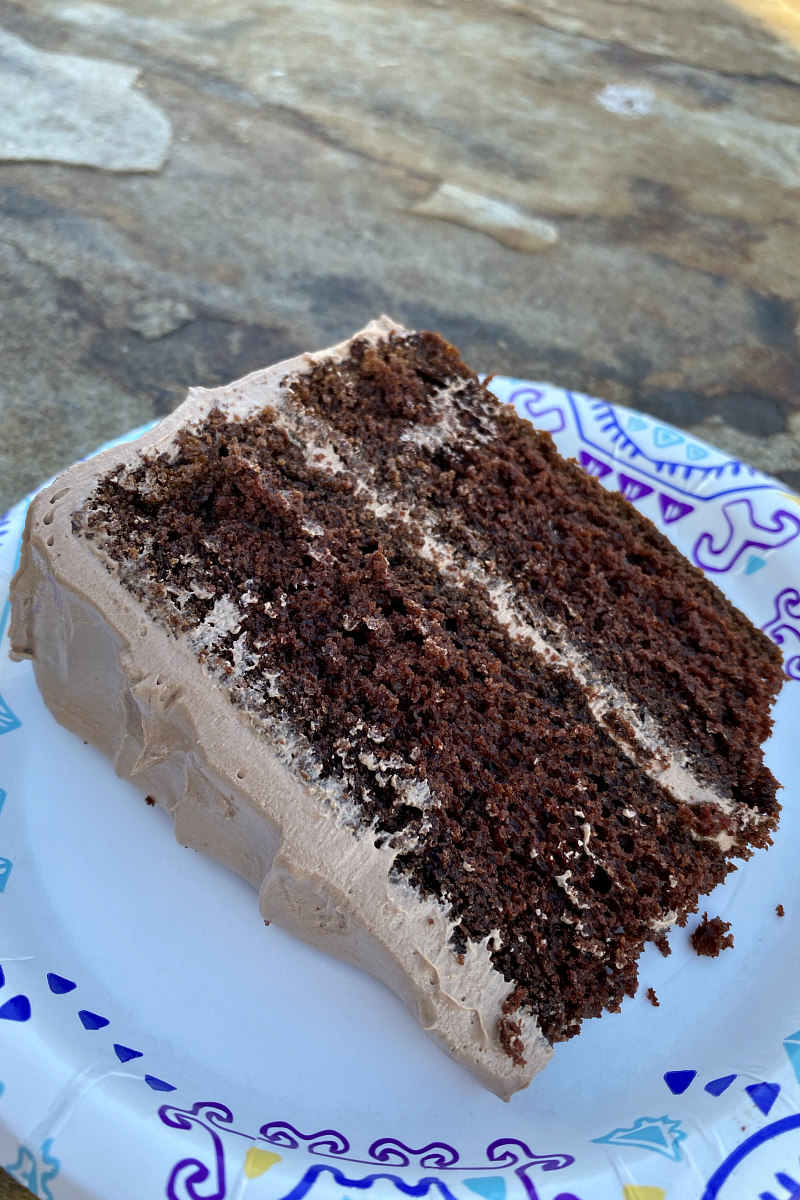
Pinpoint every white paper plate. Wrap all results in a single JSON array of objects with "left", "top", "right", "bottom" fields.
[{"left": 1, "top": 381, "right": 800, "bottom": 1200}]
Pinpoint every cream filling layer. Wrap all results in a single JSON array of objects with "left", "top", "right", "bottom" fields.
[{"left": 256, "top": 366, "right": 759, "bottom": 837}]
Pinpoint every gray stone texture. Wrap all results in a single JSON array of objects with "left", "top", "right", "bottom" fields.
[
  {"left": 0, "top": 28, "right": 171, "bottom": 171},
  {"left": 1, "top": 0, "right": 799, "bottom": 514}
]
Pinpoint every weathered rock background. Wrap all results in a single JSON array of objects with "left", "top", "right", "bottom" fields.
[{"left": 1, "top": 0, "right": 800, "bottom": 515}]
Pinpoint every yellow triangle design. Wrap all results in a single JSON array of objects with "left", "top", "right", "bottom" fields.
[
  {"left": 244, "top": 1147, "right": 282, "bottom": 1179},
  {"left": 623, "top": 1187, "right": 666, "bottom": 1200}
]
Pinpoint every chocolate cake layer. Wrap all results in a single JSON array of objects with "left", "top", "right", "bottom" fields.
[
  {"left": 10, "top": 317, "right": 784, "bottom": 1097},
  {"left": 288, "top": 334, "right": 783, "bottom": 811}
]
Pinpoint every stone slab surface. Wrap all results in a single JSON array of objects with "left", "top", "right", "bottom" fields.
[
  {"left": 0, "top": 27, "right": 171, "bottom": 171},
  {"left": 0, "top": 0, "right": 799, "bottom": 515},
  {"left": 1, "top": 0, "right": 799, "bottom": 1191}
]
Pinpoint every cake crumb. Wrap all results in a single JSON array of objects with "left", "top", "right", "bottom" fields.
[
  {"left": 691, "top": 912, "right": 733, "bottom": 957},
  {"left": 652, "top": 932, "right": 672, "bottom": 957},
  {"left": 777, "top": 903, "right": 785, "bottom": 917},
  {"left": 497, "top": 1014, "right": 526, "bottom": 1067},
  {"left": 645, "top": 986, "right": 659, "bottom": 1007},
  {"left": 498, "top": 988, "right": 527, "bottom": 1066},
  {"left": 144, "top": 795, "right": 156, "bottom": 807}
]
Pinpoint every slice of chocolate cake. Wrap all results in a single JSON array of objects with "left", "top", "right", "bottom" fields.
[{"left": 9, "top": 317, "right": 784, "bottom": 1098}]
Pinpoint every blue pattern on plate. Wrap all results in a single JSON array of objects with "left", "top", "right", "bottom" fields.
[
  {"left": 4, "top": 1138, "right": 60, "bottom": 1200},
  {"left": 46, "top": 973, "right": 76, "bottom": 995},
  {"left": 78, "top": 1009, "right": 110, "bottom": 1031},
  {"left": 699, "top": 1113, "right": 800, "bottom": 1199},
  {"left": 747, "top": 1082, "right": 782, "bottom": 1117},
  {"left": 114, "top": 1044, "right": 143, "bottom": 1063},
  {"left": 705, "top": 1075, "right": 738, "bottom": 1097},
  {"left": 0, "top": 692, "right": 21, "bottom": 737},
  {"left": 0, "top": 995, "right": 31, "bottom": 1022},
  {"left": 591, "top": 1115, "right": 687, "bottom": 1162},
  {"left": 664, "top": 1070, "right": 697, "bottom": 1095}
]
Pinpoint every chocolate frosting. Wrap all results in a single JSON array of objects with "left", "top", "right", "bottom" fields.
[{"left": 9, "top": 317, "right": 551, "bottom": 1100}]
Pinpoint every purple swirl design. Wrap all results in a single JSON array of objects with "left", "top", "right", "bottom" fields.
[
  {"left": 486, "top": 1138, "right": 572, "bottom": 1172},
  {"left": 368, "top": 1141, "right": 459, "bottom": 1169},
  {"left": 762, "top": 587, "right": 800, "bottom": 680},
  {"left": 508, "top": 385, "right": 566, "bottom": 435},
  {"left": 166, "top": 1154, "right": 225, "bottom": 1200},
  {"left": 693, "top": 498, "right": 800, "bottom": 573},
  {"left": 259, "top": 1121, "right": 350, "bottom": 1156},
  {"left": 160, "top": 1103, "right": 251, "bottom": 1200},
  {"left": 162, "top": 1108, "right": 576, "bottom": 1200},
  {"left": 160, "top": 1101, "right": 242, "bottom": 1139},
  {"left": 487, "top": 1140, "right": 574, "bottom": 1200}
]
